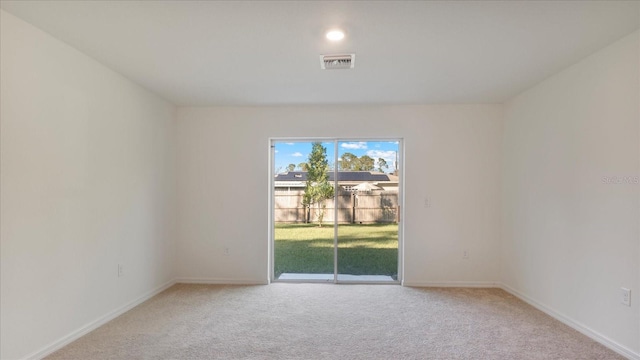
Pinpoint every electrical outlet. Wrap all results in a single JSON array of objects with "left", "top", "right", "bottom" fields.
[
  {"left": 463, "top": 250, "right": 469, "bottom": 259},
  {"left": 118, "top": 264, "right": 124, "bottom": 277},
  {"left": 424, "top": 197, "right": 431, "bottom": 208},
  {"left": 224, "top": 247, "right": 230, "bottom": 256},
  {"left": 621, "top": 287, "right": 631, "bottom": 306}
]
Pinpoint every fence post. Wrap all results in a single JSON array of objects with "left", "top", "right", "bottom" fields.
[{"left": 351, "top": 193, "right": 355, "bottom": 224}]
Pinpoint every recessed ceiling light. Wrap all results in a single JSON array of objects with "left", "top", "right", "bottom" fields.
[{"left": 326, "top": 30, "right": 345, "bottom": 41}]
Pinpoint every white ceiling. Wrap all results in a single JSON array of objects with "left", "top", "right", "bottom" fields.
[{"left": 1, "top": 1, "right": 638, "bottom": 106}]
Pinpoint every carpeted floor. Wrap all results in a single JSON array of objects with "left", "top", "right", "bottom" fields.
[{"left": 46, "top": 284, "right": 624, "bottom": 359}]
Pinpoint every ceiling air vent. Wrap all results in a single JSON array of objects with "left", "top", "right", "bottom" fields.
[{"left": 320, "top": 54, "right": 355, "bottom": 70}]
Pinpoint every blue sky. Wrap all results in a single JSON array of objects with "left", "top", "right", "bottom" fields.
[{"left": 274, "top": 141, "right": 399, "bottom": 174}]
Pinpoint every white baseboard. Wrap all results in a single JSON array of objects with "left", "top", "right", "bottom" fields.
[
  {"left": 25, "top": 280, "right": 176, "bottom": 360},
  {"left": 500, "top": 283, "right": 639, "bottom": 360},
  {"left": 175, "top": 277, "right": 268, "bottom": 285},
  {"left": 402, "top": 280, "right": 501, "bottom": 288}
]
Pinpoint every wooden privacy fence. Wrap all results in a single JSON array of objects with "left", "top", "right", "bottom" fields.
[{"left": 274, "top": 190, "right": 399, "bottom": 224}]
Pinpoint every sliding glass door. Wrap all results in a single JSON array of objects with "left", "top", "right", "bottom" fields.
[
  {"left": 271, "top": 139, "right": 401, "bottom": 283},
  {"left": 336, "top": 141, "right": 399, "bottom": 282},
  {"left": 272, "top": 141, "right": 335, "bottom": 281}
]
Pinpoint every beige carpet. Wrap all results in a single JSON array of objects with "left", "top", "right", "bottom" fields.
[{"left": 46, "top": 284, "right": 623, "bottom": 359}]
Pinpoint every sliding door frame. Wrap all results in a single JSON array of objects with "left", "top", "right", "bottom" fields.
[{"left": 269, "top": 137, "right": 404, "bottom": 284}]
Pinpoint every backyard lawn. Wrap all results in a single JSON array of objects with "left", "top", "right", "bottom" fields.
[{"left": 274, "top": 223, "right": 398, "bottom": 279}]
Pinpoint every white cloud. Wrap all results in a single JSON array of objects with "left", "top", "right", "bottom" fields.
[
  {"left": 366, "top": 150, "right": 397, "bottom": 165},
  {"left": 275, "top": 150, "right": 279, "bottom": 153},
  {"left": 292, "top": 152, "right": 304, "bottom": 157},
  {"left": 341, "top": 142, "right": 367, "bottom": 150},
  {"left": 285, "top": 143, "right": 295, "bottom": 145}
]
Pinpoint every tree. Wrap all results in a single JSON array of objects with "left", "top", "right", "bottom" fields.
[
  {"left": 303, "top": 143, "right": 334, "bottom": 226},
  {"left": 297, "top": 162, "right": 309, "bottom": 171},
  {"left": 287, "top": 164, "right": 296, "bottom": 172},
  {"left": 359, "top": 155, "right": 375, "bottom": 171},
  {"left": 339, "top": 153, "right": 375, "bottom": 171},
  {"left": 377, "top": 158, "right": 388, "bottom": 173},
  {"left": 339, "top": 152, "right": 359, "bottom": 171}
]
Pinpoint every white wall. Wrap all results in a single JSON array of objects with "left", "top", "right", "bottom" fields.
[
  {"left": 0, "top": 10, "right": 176, "bottom": 360},
  {"left": 175, "top": 105, "right": 503, "bottom": 286},
  {"left": 502, "top": 31, "right": 640, "bottom": 355}
]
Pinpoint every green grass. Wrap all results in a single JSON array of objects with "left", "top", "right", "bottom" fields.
[{"left": 274, "top": 223, "right": 398, "bottom": 278}]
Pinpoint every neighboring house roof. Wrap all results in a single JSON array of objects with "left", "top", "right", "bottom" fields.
[{"left": 275, "top": 171, "right": 393, "bottom": 182}]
